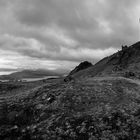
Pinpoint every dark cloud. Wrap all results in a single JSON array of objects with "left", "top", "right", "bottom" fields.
[
  {"left": 12, "top": 0, "right": 139, "bottom": 51},
  {"left": 0, "top": 34, "right": 117, "bottom": 63},
  {"left": 0, "top": 0, "right": 139, "bottom": 71},
  {"left": 0, "top": 68, "right": 18, "bottom": 72}
]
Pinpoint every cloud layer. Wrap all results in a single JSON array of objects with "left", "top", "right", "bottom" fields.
[{"left": 0, "top": 0, "right": 140, "bottom": 72}]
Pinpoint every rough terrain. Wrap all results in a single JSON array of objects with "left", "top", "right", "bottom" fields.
[
  {"left": 1, "top": 42, "right": 140, "bottom": 140},
  {"left": 1, "top": 77, "right": 140, "bottom": 140}
]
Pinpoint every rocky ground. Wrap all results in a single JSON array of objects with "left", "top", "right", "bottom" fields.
[{"left": 1, "top": 77, "right": 140, "bottom": 140}]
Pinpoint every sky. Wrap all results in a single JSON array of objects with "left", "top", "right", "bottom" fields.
[{"left": 0, "top": 0, "right": 140, "bottom": 74}]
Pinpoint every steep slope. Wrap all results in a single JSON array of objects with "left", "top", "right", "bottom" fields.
[
  {"left": 69, "top": 61, "right": 93, "bottom": 75},
  {"left": 67, "top": 42, "right": 140, "bottom": 80},
  {"left": 0, "top": 69, "right": 61, "bottom": 80},
  {"left": 64, "top": 61, "right": 92, "bottom": 81}
]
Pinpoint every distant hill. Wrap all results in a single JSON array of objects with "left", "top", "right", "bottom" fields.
[
  {"left": 66, "top": 42, "right": 140, "bottom": 80},
  {"left": 0, "top": 69, "right": 62, "bottom": 80},
  {"left": 64, "top": 61, "right": 93, "bottom": 81}
]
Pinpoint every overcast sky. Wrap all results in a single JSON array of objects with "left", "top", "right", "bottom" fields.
[{"left": 0, "top": 0, "right": 140, "bottom": 74}]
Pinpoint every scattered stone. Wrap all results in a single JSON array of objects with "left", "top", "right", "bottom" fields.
[
  {"left": 7, "top": 111, "right": 18, "bottom": 123},
  {"left": 36, "top": 104, "right": 44, "bottom": 110}
]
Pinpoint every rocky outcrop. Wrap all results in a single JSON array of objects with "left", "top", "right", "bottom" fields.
[{"left": 64, "top": 61, "right": 92, "bottom": 82}]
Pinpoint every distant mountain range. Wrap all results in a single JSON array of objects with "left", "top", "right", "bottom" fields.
[
  {"left": 0, "top": 69, "right": 66, "bottom": 80},
  {"left": 65, "top": 42, "right": 140, "bottom": 81}
]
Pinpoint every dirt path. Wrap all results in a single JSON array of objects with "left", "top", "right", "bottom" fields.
[{"left": 86, "top": 76, "right": 140, "bottom": 86}]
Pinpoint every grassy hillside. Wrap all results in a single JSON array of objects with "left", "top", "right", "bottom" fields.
[{"left": 66, "top": 42, "right": 140, "bottom": 80}]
